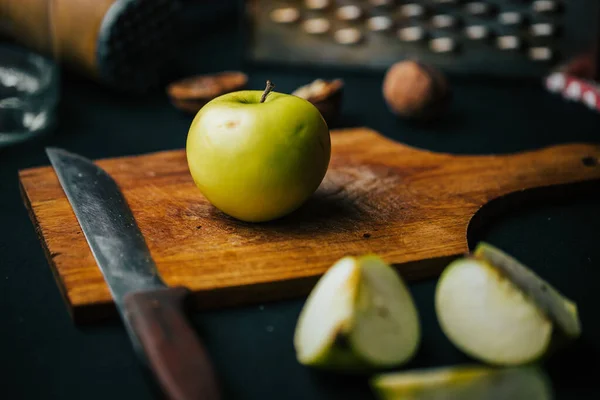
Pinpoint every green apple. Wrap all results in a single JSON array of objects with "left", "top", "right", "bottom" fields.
[
  {"left": 293, "top": 255, "right": 421, "bottom": 371},
  {"left": 186, "top": 81, "right": 331, "bottom": 222},
  {"left": 371, "top": 364, "right": 552, "bottom": 400},
  {"left": 435, "top": 242, "right": 581, "bottom": 366}
]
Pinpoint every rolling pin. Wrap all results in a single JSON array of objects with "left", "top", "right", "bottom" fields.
[{"left": 0, "top": 0, "right": 182, "bottom": 93}]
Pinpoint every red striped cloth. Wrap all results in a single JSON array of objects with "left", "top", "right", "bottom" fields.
[{"left": 544, "top": 54, "right": 600, "bottom": 113}]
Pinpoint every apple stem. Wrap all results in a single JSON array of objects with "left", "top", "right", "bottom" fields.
[{"left": 260, "top": 80, "right": 275, "bottom": 103}]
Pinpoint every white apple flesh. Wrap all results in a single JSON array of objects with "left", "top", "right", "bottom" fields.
[
  {"left": 436, "top": 257, "right": 552, "bottom": 365},
  {"left": 474, "top": 243, "right": 581, "bottom": 338},
  {"left": 371, "top": 364, "right": 552, "bottom": 400},
  {"left": 293, "top": 255, "right": 421, "bottom": 371},
  {"left": 435, "top": 242, "right": 581, "bottom": 366}
]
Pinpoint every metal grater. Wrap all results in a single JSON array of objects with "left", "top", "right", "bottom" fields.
[{"left": 242, "top": 0, "right": 600, "bottom": 78}]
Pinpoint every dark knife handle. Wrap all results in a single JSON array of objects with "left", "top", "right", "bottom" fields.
[{"left": 123, "top": 287, "right": 220, "bottom": 400}]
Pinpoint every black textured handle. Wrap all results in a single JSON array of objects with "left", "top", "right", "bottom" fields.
[{"left": 124, "top": 287, "right": 220, "bottom": 400}]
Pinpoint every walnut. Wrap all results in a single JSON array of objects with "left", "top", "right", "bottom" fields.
[
  {"left": 382, "top": 60, "right": 450, "bottom": 120},
  {"left": 292, "top": 79, "right": 344, "bottom": 126},
  {"left": 167, "top": 71, "right": 248, "bottom": 113}
]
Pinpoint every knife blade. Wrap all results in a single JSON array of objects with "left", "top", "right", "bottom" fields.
[{"left": 46, "top": 147, "right": 220, "bottom": 400}]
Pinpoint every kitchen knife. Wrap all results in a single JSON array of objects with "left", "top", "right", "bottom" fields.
[{"left": 46, "top": 147, "right": 220, "bottom": 400}]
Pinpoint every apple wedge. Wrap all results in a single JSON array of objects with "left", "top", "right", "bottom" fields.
[
  {"left": 293, "top": 255, "right": 421, "bottom": 371},
  {"left": 370, "top": 364, "right": 552, "bottom": 400},
  {"left": 473, "top": 243, "right": 581, "bottom": 339},
  {"left": 435, "top": 242, "right": 581, "bottom": 366}
]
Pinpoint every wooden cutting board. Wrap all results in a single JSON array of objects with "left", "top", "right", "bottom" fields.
[{"left": 19, "top": 128, "right": 600, "bottom": 323}]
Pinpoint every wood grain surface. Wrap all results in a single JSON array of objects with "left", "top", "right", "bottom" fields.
[{"left": 18, "top": 128, "right": 600, "bottom": 323}]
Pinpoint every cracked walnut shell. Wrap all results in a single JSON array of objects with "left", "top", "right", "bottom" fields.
[{"left": 292, "top": 79, "right": 344, "bottom": 126}]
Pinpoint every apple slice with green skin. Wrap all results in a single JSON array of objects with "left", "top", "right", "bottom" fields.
[
  {"left": 370, "top": 364, "right": 552, "bottom": 400},
  {"left": 435, "top": 242, "right": 581, "bottom": 366},
  {"left": 473, "top": 242, "right": 581, "bottom": 339},
  {"left": 293, "top": 255, "right": 421, "bottom": 371}
]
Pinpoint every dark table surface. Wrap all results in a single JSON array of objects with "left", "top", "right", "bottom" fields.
[{"left": 2, "top": 4, "right": 600, "bottom": 400}]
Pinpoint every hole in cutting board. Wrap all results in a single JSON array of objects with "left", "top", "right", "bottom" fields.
[
  {"left": 467, "top": 179, "right": 600, "bottom": 250},
  {"left": 582, "top": 156, "right": 598, "bottom": 167}
]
